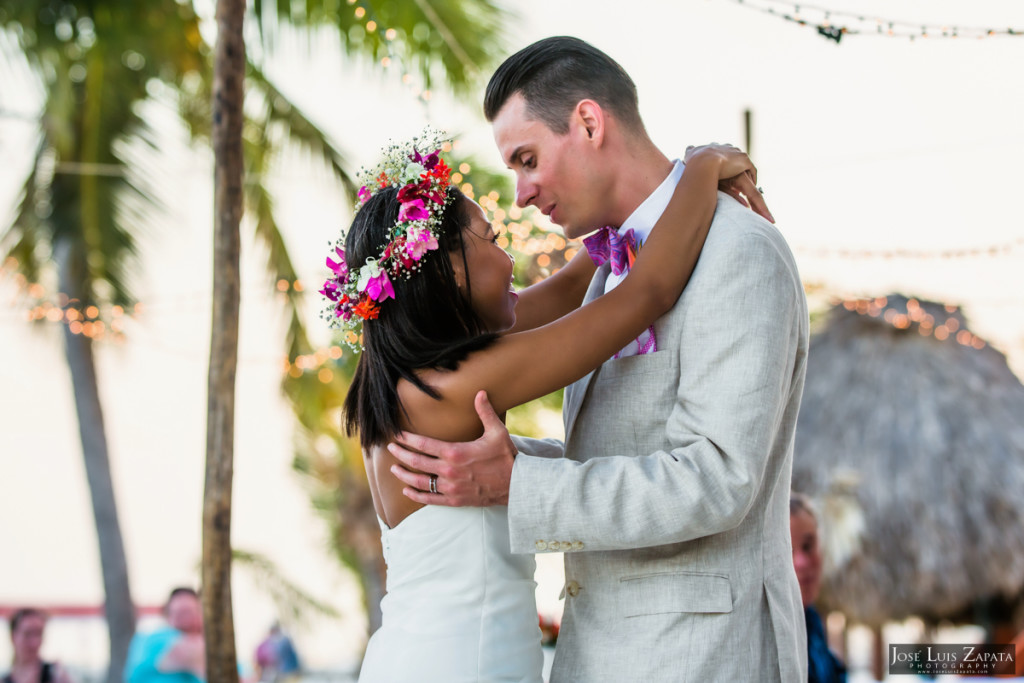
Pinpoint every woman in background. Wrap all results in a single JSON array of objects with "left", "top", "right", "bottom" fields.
[
  {"left": 791, "top": 494, "right": 848, "bottom": 683},
  {"left": 4, "top": 608, "right": 74, "bottom": 683}
]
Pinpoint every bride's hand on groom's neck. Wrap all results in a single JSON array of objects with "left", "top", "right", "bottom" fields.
[
  {"left": 389, "top": 391, "right": 515, "bottom": 507},
  {"left": 685, "top": 143, "right": 773, "bottom": 223}
]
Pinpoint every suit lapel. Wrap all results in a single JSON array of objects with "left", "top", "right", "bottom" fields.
[{"left": 562, "top": 263, "right": 611, "bottom": 444}]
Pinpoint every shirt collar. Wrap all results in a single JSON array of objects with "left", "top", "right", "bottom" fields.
[{"left": 619, "top": 159, "right": 685, "bottom": 242}]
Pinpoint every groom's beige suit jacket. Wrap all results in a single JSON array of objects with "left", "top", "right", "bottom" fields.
[{"left": 510, "top": 192, "right": 809, "bottom": 682}]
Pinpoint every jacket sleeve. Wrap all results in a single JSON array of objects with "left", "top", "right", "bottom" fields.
[
  {"left": 507, "top": 226, "right": 807, "bottom": 554},
  {"left": 511, "top": 435, "right": 565, "bottom": 460}
]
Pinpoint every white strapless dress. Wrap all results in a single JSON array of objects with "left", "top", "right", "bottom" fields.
[{"left": 358, "top": 505, "right": 543, "bottom": 682}]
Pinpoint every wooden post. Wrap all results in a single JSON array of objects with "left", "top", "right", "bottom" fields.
[
  {"left": 872, "top": 624, "right": 886, "bottom": 682},
  {"left": 744, "top": 108, "right": 752, "bottom": 156}
]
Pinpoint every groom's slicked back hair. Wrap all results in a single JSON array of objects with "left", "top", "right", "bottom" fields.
[{"left": 484, "top": 36, "right": 643, "bottom": 135}]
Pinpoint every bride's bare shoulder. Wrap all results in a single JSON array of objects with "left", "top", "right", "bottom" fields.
[{"left": 396, "top": 371, "right": 484, "bottom": 443}]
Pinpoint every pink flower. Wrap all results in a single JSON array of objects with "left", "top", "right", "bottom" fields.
[
  {"left": 398, "top": 198, "right": 430, "bottom": 222},
  {"left": 384, "top": 236, "right": 415, "bottom": 270},
  {"left": 320, "top": 279, "right": 340, "bottom": 301},
  {"left": 398, "top": 179, "right": 427, "bottom": 203},
  {"left": 326, "top": 246, "right": 348, "bottom": 278},
  {"left": 409, "top": 148, "right": 440, "bottom": 170},
  {"left": 336, "top": 295, "right": 353, "bottom": 321},
  {"left": 358, "top": 186, "right": 372, "bottom": 204},
  {"left": 357, "top": 260, "right": 395, "bottom": 302},
  {"left": 405, "top": 225, "right": 439, "bottom": 261}
]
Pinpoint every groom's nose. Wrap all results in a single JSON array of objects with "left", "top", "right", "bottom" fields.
[{"left": 515, "top": 177, "right": 537, "bottom": 208}]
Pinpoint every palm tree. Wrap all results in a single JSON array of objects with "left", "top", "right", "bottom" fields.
[
  {"left": 0, "top": 3, "right": 208, "bottom": 679},
  {"left": 204, "top": 0, "right": 246, "bottom": 679},
  {"left": 2, "top": 0, "right": 510, "bottom": 673}
]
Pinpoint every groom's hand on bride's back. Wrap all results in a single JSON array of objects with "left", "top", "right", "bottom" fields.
[{"left": 388, "top": 391, "right": 516, "bottom": 507}]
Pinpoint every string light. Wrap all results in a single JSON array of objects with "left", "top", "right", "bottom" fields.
[
  {"left": 7, "top": 284, "right": 1011, "bottom": 377},
  {"left": 796, "top": 236, "right": 1024, "bottom": 260},
  {"left": 729, "top": 0, "right": 1024, "bottom": 43},
  {"left": 345, "top": 0, "right": 435, "bottom": 104},
  {"left": 838, "top": 295, "right": 987, "bottom": 350},
  {"left": 16, "top": 293, "right": 132, "bottom": 343}
]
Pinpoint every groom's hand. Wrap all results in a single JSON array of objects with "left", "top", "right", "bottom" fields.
[{"left": 388, "top": 391, "right": 516, "bottom": 507}]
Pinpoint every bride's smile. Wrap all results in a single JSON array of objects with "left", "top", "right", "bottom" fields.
[{"left": 453, "top": 198, "right": 519, "bottom": 334}]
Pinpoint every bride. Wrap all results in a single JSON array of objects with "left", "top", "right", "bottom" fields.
[{"left": 320, "top": 129, "right": 761, "bottom": 682}]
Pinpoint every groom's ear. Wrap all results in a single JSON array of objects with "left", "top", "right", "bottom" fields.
[{"left": 573, "top": 99, "right": 605, "bottom": 146}]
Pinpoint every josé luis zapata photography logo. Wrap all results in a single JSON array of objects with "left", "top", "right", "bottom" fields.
[{"left": 889, "top": 643, "right": 1015, "bottom": 676}]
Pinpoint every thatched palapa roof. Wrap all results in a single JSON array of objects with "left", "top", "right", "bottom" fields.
[{"left": 792, "top": 294, "right": 1024, "bottom": 627}]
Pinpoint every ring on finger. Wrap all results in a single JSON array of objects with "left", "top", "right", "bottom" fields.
[{"left": 429, "top": 474, "right": 438, "bottom": 495}]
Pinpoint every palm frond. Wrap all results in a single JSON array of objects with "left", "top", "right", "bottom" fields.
[
  {"left": 243, "top": 167, "right": 313, "bottom": 359},
  {"left": 251, "top": 0, "right": 511, "bottom": 95},
  {"left": 232, "top": 548, "right": 341, "bottom": 626},
  {"left": 247, "top": 61, "right": 357, "bottom": 197},
  {"left": 1, "top": 136, "right": 47, "bottom": 283}
]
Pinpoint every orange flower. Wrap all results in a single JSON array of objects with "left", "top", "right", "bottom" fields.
[
  {"left": 353, "top": 298, "right": 380, "bottom": 320},
  {"left": 377, "top": 171, "right": 390, "bottom": 188}
]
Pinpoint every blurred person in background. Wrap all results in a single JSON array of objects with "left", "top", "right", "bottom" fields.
[
  {"left": 3, "top": 608, "right": 75, "bottom": 683},
  {"left": 791, "top": 493, "right": 847, "bottom": 683},
  {"left": 254, "top": 623, "right": 299, "bottom": 682},
  {"left": 124, "top": 588, "right": 204, "bottom": 683}
]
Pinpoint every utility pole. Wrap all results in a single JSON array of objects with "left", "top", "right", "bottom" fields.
[{"left": 744, "top": 108, "right": 753, "bottom": 156}]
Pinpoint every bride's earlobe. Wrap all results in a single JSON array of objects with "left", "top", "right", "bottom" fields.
[{"left": 451, "top": 261, "right": 467, "bottom": 292}]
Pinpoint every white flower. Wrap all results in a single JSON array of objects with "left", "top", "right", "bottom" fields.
[
  {"left": 403, "top": 162, "right": 425, "bottom": 182},
  {"left": 356, "top": 258, "right": 382, "bottom": 292}
]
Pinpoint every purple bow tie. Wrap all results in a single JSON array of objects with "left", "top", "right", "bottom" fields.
[{"left": 583, "top": 227, "right": 638, "bottom": 276}]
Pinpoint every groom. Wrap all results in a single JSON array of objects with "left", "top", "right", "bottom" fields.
[{"left": 390, "top": 36, "right": 808, "bottom": 681}]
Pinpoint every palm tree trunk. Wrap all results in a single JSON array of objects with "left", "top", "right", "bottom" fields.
[
  {"left": 55, "top": 240, "right": 135, "bottom": 683},
  {"left": 202, "top": 0, "right": 245, "bottom": 681}
]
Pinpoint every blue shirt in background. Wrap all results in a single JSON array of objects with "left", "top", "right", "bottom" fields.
[
  {"left": 806, "top": 606, "right": 847, "bottom": 683},
  {"left": 124, "top": 627, "right": 204, "bottom": 683}
]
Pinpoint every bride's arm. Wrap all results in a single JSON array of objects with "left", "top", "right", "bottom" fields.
[
  {"left": 507, "top": 143, "right": 772, "bottom": 335},
  {"left": 404, "top": 146, "right": 754, "bottom": 441}
]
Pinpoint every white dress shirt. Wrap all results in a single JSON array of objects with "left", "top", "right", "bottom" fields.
[{"left": 603, "top": 159, "right": 684, "bottom": 357}]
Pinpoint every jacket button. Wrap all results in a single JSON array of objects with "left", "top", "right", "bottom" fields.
[
  {"left": 572, "top": 541, "right": 584, "bottom": 551},
  {"left": 566, "top": 580, "right": 581, "bottom": 597},
  {"left": 559, "top": 541, "right": 572, "bottom": 551},
  {"left": 535, "top": 540, "right": 548, "bottom": 551}
]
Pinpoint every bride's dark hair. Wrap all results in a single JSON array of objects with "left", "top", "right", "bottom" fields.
[{"left": 343, "top": 186, "right": 498, "bottom": 448}]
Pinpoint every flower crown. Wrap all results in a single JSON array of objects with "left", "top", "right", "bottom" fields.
[{"left": 320, "top": 128, "right": 454, "bottom": 350}]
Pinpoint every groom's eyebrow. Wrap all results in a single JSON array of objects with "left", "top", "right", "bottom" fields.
[{"left": 505, "top": 145, "right": 527, "bottom": 167}]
